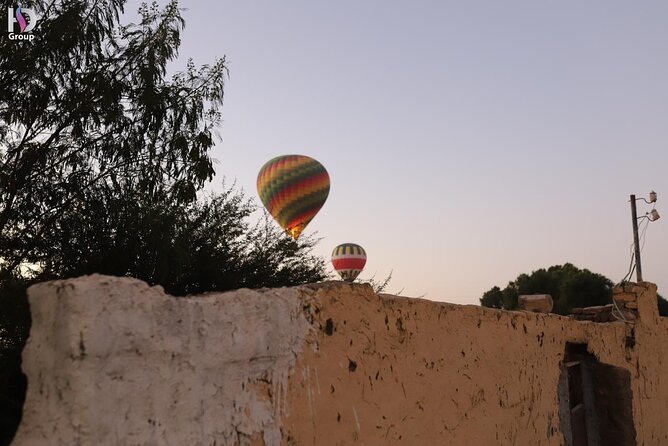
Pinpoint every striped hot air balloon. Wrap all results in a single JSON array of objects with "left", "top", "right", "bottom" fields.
[
  {"left": 331, "top": 243, "right": 367, "bottom": 282},
  {"left": 257, "top": 155, "right": 330, "bottom": 240}
]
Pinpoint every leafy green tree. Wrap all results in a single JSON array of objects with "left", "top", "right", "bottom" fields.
[
  {"left": 658, "top": 294, "right": 668, "bottom": 317},
  {"left": 502, "top": 282, "right": 519, "bottom": 309},
  {"left": 482, "top": 264, "right": 668, "bottom": 318},
  {"left": 0, "top": 180, "right": 329, "bottom": 444},
  {"left": 559, "top": 269, "right": 612, "bottom": 313},
  {"left": 0, "top": 2, "right": 227, "bottom": 442},
  {"left": 0, "top": 2, "right": 328, "bottom": 443},
  {"left": 480, "top": 263, "right": 613, "bottom": 315},
  {"left": 34, "top": 183, "right": 328, "bottom": 295},
  {"left": 480, "top": 286, "right": 503, "bottom": 309},
  {"left": 0, "top": 0, "right": 226, "bottom": 276}
]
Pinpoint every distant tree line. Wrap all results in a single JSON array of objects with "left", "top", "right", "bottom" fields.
[{"left": 480, "top": 263, "right": 668, "bottom": 317}]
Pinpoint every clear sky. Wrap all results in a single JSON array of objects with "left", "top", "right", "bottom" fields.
[{"left": 132, "top": 1, "right": 668, "bottom": 303}]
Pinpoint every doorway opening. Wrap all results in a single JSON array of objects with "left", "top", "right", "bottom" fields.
[{"left": 558, "top": 343, "right": 636, "bottom": 446}]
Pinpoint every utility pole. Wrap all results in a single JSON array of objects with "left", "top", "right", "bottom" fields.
[{"left": 630, "top": 194, "right": 642, "bottom": 282}]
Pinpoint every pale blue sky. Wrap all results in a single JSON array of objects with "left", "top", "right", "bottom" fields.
[{"left": 131, "top": 1, "right": 668, "bottom": 303}]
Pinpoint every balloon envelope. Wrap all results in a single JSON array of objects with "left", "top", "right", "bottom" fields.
[
  {"left": 331, "top": 243, "right": 367, "bottom": 282},
  {"left": 257, "top": 155, "right": 330, "bottom": 240}
]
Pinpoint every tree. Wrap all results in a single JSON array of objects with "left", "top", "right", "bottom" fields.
[
  {"left": 658, "top": 294, "right": 668, "bottom": 317},
  {"left": 480, "top": 263, "right": 613, "bottom": 315},
  {"left": 0, "top": 1, "right": 226, "bottom": 276},
  {"left": 359, "top": 271, "right": 395, "bottom": 294},
  {"left": 0, "top": 2, "right": 329, "bottom": 443},
  {"left": 480, "top": 286, "right": 503, "bottom": 309},
  {"left": 0, "top": 2, "right": 228, "bottom": 443},
  {"left": 559, "top": 269, "right": 612, "bottom": 313},
  {"left": 34, "top": 183, "right": 328, "bottom": 295},
  {"left": 0, "top": 181, "right": 329, "bottom": 446}
]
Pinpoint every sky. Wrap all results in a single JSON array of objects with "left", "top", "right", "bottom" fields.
[{"left": 127, "top": 1, "right": 668, "bottom": 304}]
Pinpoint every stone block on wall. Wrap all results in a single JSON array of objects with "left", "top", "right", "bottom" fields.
[{"left": 518, "top": 294, "right": 554, "bottom": 313}]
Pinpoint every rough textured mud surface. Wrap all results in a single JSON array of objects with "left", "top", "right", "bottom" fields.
[
  {"left": 13, "top": 275, "right": 312, "bottom": 446},
  {"left": 12, "top": 276, "right": 668, "bottom": 445}
]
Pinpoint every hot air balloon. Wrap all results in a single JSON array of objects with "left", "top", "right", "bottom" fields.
[
  {"left": 331, "top": 243, "right": 367, "bottom": 282},
  {"left": 257, "top": 155, "right": 330, "bottom": 240}
]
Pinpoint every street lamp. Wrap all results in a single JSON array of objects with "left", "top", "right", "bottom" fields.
[{"left": 629, "top": 191, "right": 659, "bottom": 282}]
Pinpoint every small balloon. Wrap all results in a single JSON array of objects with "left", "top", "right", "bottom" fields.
[
  {"left": 331, "top": 243, "right": 367, "bottom": 282},
  {"left": 257, "top": 155, "right": 330, "bottom": 240}
]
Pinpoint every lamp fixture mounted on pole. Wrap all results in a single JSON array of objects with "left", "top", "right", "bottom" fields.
[{"left": 629, "top": 191, "right": 660, "bottom": 282}]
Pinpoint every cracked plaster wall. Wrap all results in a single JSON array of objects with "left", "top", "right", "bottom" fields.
[{"left": 12, "top": 276, "right": 668, "bottom": 445}]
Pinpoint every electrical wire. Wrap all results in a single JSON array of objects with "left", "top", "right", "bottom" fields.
[
  {"left": 613, "top": 196, "right": 657, "bottom": 324},
  {"left": 611, "top": 297, "right": 630, "bottom": 323},
  {"left": 620, "top": 234, "right": 635, "bottom": 284},
  {"left": 619, "top": 251, "right": 635, "bottom": 285},
  {"left": 619, "top": 204, "right": 653, "bottom": 286},
  {"left": 614, "top": 251, "right": 635, "bottom": 323},
  {"left": 639, "top": 216, "right": 650, "bottom": 253}
]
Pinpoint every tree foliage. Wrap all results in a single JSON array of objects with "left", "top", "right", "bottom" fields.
[
  {"left": 481, "top": 263, "right": 668, "bottom": 317},
  {"left": 480, "top": 264, "right": 613, "bottom": 315},
  {"left": 658, "top": 294, "right": 668, "bottom": 317},
  {"left": 0, "top": 0, "right": 226, "bottom": 275},
  {"left": 480, "top": 286, "right": 503, "bottom": 309},
  {"left": 0, "top": 2, "right": 329, "bottom": 443},
  {"left": 35, "top": 183, "right": 328, "bottom": 295},
  {"left": 0, "top": 180, "right": 329, "bottom": 443}
]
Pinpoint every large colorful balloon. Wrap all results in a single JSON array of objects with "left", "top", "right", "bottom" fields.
[
  {"left": 257, "top": 155, "right": 330, "bottom": 240},
  {"left": 331, "top": 243, "right": 367, "bottom": 282}
]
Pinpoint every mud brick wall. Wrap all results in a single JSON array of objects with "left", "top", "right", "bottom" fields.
[{"left": 12, "top": 277, "right": 668, "bottom": 445}]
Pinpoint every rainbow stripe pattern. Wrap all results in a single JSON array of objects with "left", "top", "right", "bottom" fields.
[
  {"left": 331, "top": 243, "right": 367, "bottom": 282},
  {"left": 257, "top": 155, "right": 330, "bottom": 240}
]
